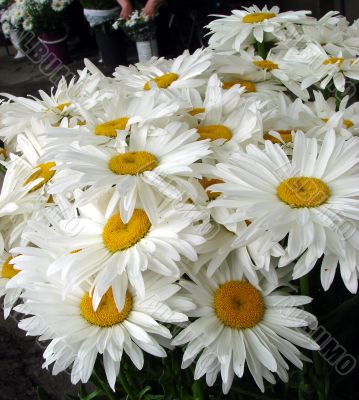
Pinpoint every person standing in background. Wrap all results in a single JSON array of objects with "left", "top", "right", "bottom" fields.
[{"left": 117, "top": 0, "right": 173, "bottom": 57}]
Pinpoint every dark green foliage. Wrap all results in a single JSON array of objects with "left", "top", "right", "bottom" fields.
[
  {"left": 79, "top": 0, "right": 118, "bottom": 10},
  {"left": 25, "top": 0, "right": 72, "bottom": 36}
]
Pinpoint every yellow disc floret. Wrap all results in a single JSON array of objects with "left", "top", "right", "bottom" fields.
[
  {"left": 23, "top": 162, "right": 56, "bottom": 192},
  {"left": 222, "top": 80, "right": 256, "bottom": 92},
  {"left": 323, "top": 57, "right": 344, "bottom": 66},
  {"left": 144, "top": 73, "right": 179, "bottom": 90},
  {"left": 56, "top": 102, "right": 71, "bottom": 112},
  {"left": 263, "top": 129, "right": 294, "bottom": 143},
  {"left": 188, "top": 107, "right": 205, "bottom": 116},
  {"left": 253, "top": 60, "right": 278, "bottom": 70},
  {"left": 95, "top": 117, "right": 129, "bottom": 138},
  {"left": 1, "top": 256, "right": 20, "bottom": 279},
  {"left": 343, "top": 119, "right": 354, "bottom": 129},
  {"left": 0, "top": 147, "right": 8, "bottom": 159},
  {"left": 102, "top": 210, "right": 151, "bottom": 253},
  {"left": 277, "top": 177, "right": 330, "bottom": 208},
  {"left": 242, "top": 12, "right": 276, "bottom": 23},
  {"left": 109, "top": 151, "right": 158, "bottom": 175},
  {"left": 197, "top": 125, "right": 232, "bottom": 141},
  {"left": 199, "top": 178, "right": 223, "bottom": 200},
  {"left": 80, "top": 288, "right": 133, "bottom": 327},
  {"left": 214, "top": 281, "right": 265, "bottom": 329}
]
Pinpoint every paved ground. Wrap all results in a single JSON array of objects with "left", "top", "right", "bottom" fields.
[{"left": 0, "top": 311, "right": 79, "bottom": 400}]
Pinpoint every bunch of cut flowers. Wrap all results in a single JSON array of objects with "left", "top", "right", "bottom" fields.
[
  {"left": 1, "top": 4, "right": 359, "bottom": 400},
  {"left": 113, "top": 8, "right": 156, "bottom": 41}
]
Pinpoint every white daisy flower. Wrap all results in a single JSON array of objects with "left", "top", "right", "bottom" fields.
[
  {"left": 172, "top": 262, "right": 319, "bottom": 393},
  {"left": 0, "top": 155, "right": 44, "bottom": 218},
  {"left": 193, "top": 224, "right": 284, "bottom": 286},
  {"left": 51, "top": 0, "right": 65, "bottom": 12},
  {"left": 299, "top": 20, "right": 359, "bottom": 57},
  {"left": 113, "top": 48, "right": 212, "bottom": 94},
  {"left": 49, "top": 121, "right": 211, "bottom": 222},
  {"left": 210, "top": 131, "right": 359, "bottom": 292},
  {"left": 291, "top": 43, "right": 359, "bottom": 92},
  {"left": 305, "top": 91, "right": 359, "bottom": 139},
  {"left": 28, "top": 190, "right": 207, "bottom": 310},
  {"left": 40, "top": 89, "right": 183, "bottom": 151},
  {"left": 207, "top": 6, "right": 311, "bottom": 52},
  {"left": 215, "top": 48, "right": 310, "bottom": 100},
  {"left": 0, "top": 251, "right": 22, "bottom": 318},
  {"left": 180, "top": 76, "right": 264, "bottom": 161},
  {"left": 1, "top": 21, "right": 10, "bottom": 36},
  {"left": 0, "top": 71, "right": 106, "bottom": 144},
  {"left": 16, "top": 272, "right": 190, "bottom": 390}
]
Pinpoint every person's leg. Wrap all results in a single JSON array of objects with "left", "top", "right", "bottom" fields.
[
  {"left": 95, "top": 27, "right": 128, "bottom": 71},
  {"left": 155, "top": 5, "right": 174, "bottom": 57}
]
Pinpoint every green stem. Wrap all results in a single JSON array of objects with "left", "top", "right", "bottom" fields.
[
  {"left": 299, "top": 276, "right": 310, "bottom": 379},
  {"left": 91, "top": 370, "right": 116, "bottom": 400},
  {"left": 300, "top": 276, "right": 327, "bottom": 400},
  {"left": 231, "top": 387, "right": 274, "bottom": 400},
  {"left": 313, "top": 352, "right": 326, "bottom": 400},
  {"left": 118, "top": 370, "right": 137, "bottom": 400},
  {"left": 256, "top": 41, "right": 267, "bottom": 59},
  {"left": 299, "top": 276, "right": 310, "bottom": 300},
  {"left": 335, "top": 90, "right": 344, "bottom": 111},
  {"left": 192, "top": 380, "right": 204, "bottom": 400}
]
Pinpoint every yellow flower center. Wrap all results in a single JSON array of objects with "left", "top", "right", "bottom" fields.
[
  {"left": 70, "top": 249, "right": 82, "bottom": 254},
  {"left": 144, "top": 73, "right": 179, "bottom": 90},
  {"left": 80, "top": 288, "right": 132, "bottom": 327},
  {"left": 102, "top": 210, "right": 151, "bottom": 253},
  {"left": 94, "top": 117, "right": 129, "bottom": 138},
  {"left": 199, "top": 178, "right": 223, "bottom": 200},
  {"left": 47, "top": 195, "right": 54, "bottom": 204},
  {"left": 109, "top": 151, "right": 158, "bottom": 175},
  {"left": 0, "top": 147, "right": 8, "bottom": 159},
  {"left": 242, "top": 12, "right": 276, "bottom": 23},
  {"left": 214, "top": 281, "right": 265, "bottom": 329},
  {"left": 322, "top": 117, "right": 354, "bottom": 129},
  {"left": 23, "top": 162, "right": 56, "bottom": 192},
  {"left": 56, "top": 102, "right": 71, "bottom": 112},
  {"left": 1, "top": 256, "right": 20, "bottom": 279},
  {"left": 222, "top": 80, "right": 256, "bottom": 92},
  {"left": 197, "top": 125, "right": 232, "bottom": 141},
  {"left": 277, "top": 177, "right": 330, "bottom": 208},
  {"left": 188, "top": 107, "right": 205, "bottom": 116},
  {"left": 253, "top": 60, "right": 279, "bottom": 70},
  {"left": 343, "top": 119, "right": 354, "bottom": 129},
  {"left": 263, "top": 130, "right": 293, "bottom": 143},
  {"left": 323, "top": 57, "right": 344, "bottom": 66}
]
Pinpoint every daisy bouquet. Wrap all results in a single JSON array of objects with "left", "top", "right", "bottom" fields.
[
  {"left": 113, "top": 9, "right": 156, "bottom": 41},
  {"left": 0, "top": 4, "right": 359, "bottom": 399},
  {"left": 0, "top": 0, "right": 11, "bottom": 11},
  {"left": 23, "top": 0, "right": 74, "bottom": 36},
  {"left": 0, "top": 0, "right": 27, "bottom": 35}
]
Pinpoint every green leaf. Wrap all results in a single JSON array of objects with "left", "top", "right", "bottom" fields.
[
  {"left": 79, "top": 389, "right": 103, "bottom": 400},
  {"left": 138, "top": 386, "right": 152, "bottom": 399},
  {"left": 36, "top": 388, "right": 48, "bottom": 400}
]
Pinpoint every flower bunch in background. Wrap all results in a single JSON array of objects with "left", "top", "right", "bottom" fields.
[
  {"left": 113, "top": 9, "right": 156, "bottom": 41},
  {"left": 1, "top": 0, "right": 27, "bottom": 35},
  {"left": 23, "top": 0, "right": 74, "bottom": 36},
  {"left": 0, "top": 0, "right": 11, "bottom": 11},
  {"left": 0, "top": 5, "right": 359, "bottom": 399}
]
